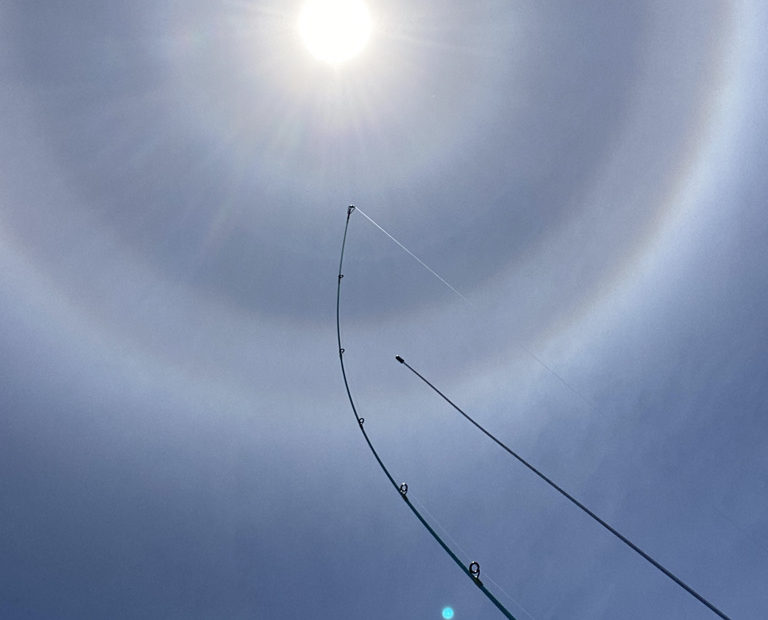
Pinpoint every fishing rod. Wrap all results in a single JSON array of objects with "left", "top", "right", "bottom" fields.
[
  {"left": 336, "top": 206, "right": 517, "bottom": 619},
  {"left": 394, "top": 355, "right": 732, "bottom": 620}
]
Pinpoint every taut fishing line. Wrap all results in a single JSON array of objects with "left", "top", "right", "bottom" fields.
[
  {"left": 354, "top": 206, "right": 469, "bottom": 303},
  {"left": 354, "top": 206, "right": 592, "bottom": 409}
]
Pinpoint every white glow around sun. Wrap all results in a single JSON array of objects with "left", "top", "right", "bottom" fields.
[{"left": 299, "top": 0, "right": 372, "bottom": 64}]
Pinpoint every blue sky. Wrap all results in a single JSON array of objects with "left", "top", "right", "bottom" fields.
[{"left": 1, "top": 1, "right": 767, "bottom": 618}]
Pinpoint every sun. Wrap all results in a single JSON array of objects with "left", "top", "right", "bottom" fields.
[{"left": 298, "top": 0, "right": 372, "bottom": 65}]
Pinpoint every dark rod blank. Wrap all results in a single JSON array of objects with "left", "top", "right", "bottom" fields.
[{"left": 336, "top": 207, "right": 517, "bottom": 619}]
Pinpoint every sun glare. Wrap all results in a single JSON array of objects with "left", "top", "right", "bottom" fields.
[{"left": 298, "top": 0, "right": 372, "bottom": 64}]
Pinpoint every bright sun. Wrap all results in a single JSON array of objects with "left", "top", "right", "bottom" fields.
[{"left": 299, "top": 0, "right": 372, "bottom": 64}]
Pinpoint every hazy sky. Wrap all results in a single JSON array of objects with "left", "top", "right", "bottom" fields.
[{"left": 2, "top": 1, "right": 767, "bottom": 618}]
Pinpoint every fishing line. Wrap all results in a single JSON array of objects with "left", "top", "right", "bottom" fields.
[
  {"left": 354, "top": 206, "right": 592, "bottom": 410},
  {"left": 354, "top": 206, "right": 469, "bottom": 302},
  {"left": 410, "top": 494, "right": 538, "bottom": 620},
  {"left": 519, "top": 344, "right": 594, "bottom": 409},
  {"left": 337, "top": 206, "right": 517, "bottom": 619},
  {"left": 484, "top": 574, "right": 538, "bottom": 620},
  {"left": 395, "top": 355, "right": 731, "bottom": 620}
]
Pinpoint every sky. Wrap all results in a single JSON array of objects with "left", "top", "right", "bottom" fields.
[{"left": 1, "top": 1, "right": 767, "bottom": 618}]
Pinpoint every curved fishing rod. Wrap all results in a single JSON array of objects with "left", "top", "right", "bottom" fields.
[
  {"left": 336, "top": 206, "right": 517, "bottom": 620},
  {"left": 395, "top": 356, "right": 731, "bottom": 620}
]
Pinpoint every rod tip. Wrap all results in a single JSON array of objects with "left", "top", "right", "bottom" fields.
[{"left": 395, "top": 355, "right": 405, "bottom": 364}]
